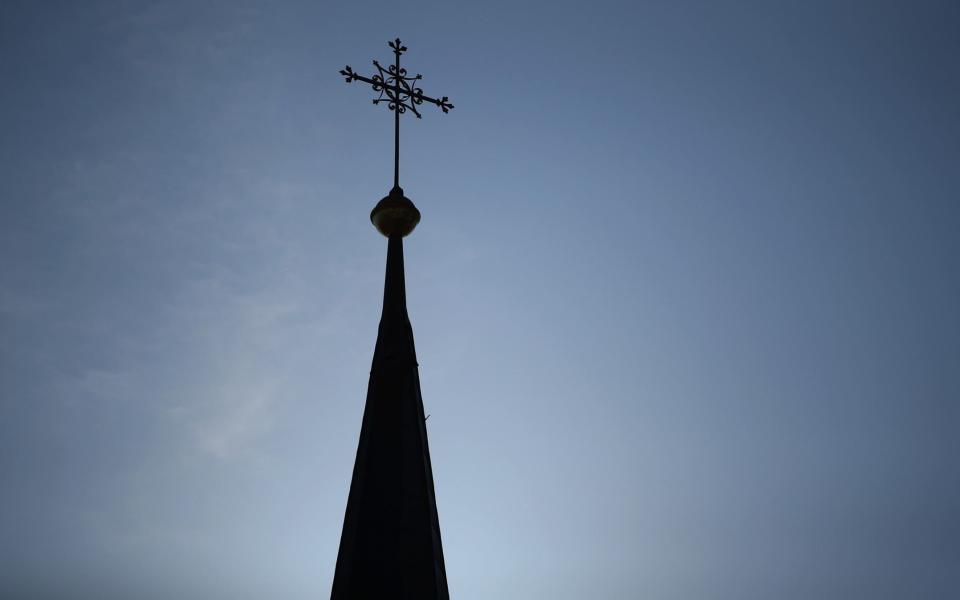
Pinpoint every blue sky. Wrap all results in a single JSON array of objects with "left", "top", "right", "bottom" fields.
[{"left": 1, "top": 1, "right": 958, "bottom": 598}]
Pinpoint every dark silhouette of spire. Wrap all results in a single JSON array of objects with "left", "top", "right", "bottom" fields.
[
  {"left": 330, "top": 188, "right": 448, "bottom": 599},
  {"left": 333, "top": 39, "right": 452, "bottom": 599}
]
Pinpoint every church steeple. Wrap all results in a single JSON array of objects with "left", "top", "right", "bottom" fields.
[
  {"left": 331, "top": 224, "right": 449, "bottom": 598},
  {"left": 332, "top": 39, "right": 453, "bottom": 600}
]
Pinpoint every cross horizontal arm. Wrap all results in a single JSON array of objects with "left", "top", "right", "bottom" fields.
[
  {"left": 340, "top": 70, "right": 381, "bottom": 89},
  {"left": 415, "top": 91, "right": 454, "bottom": 112},
  {"left": 340, "top": 66, "right": 454, "bottom": 114}
]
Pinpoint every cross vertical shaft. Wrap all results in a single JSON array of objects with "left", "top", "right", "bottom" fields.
[{"left": 394, "top": 45, "right": 401, "bottom": 189}]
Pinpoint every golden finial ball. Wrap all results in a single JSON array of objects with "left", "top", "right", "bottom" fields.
[{"left": 371, "top": 187, "right": 420, "bottom": 237}]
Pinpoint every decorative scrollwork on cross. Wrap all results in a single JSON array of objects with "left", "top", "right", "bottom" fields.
[
  {"left": 340, "top": 38, "right": 454, "bottom": 118},
  {"left": 340, "top": 38, "right": 454, "bottom": 189}
]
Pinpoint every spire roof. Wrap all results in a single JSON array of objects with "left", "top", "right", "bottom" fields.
[{"left": 331, "top": 235, "right": 449, "bottom": 599}]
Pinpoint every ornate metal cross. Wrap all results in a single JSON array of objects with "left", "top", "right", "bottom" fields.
[{"left": 340, "top": 38, "right": 454, "bottom": 191}]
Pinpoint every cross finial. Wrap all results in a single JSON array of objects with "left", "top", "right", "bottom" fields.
[{"left": 340, "top": 38, "right": 454, "bottom": 191}]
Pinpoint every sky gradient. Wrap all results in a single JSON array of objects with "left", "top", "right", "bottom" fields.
[{"left": 1, "top": 1, "right": 959, "bottom": 598}]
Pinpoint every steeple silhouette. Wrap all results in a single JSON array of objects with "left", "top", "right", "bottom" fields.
[
  {"left": 330, "top": 193, "right": 448, "bottom": 599},
  {"left": 333, "top": 39, "right": 453, "bottom": 599}
]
